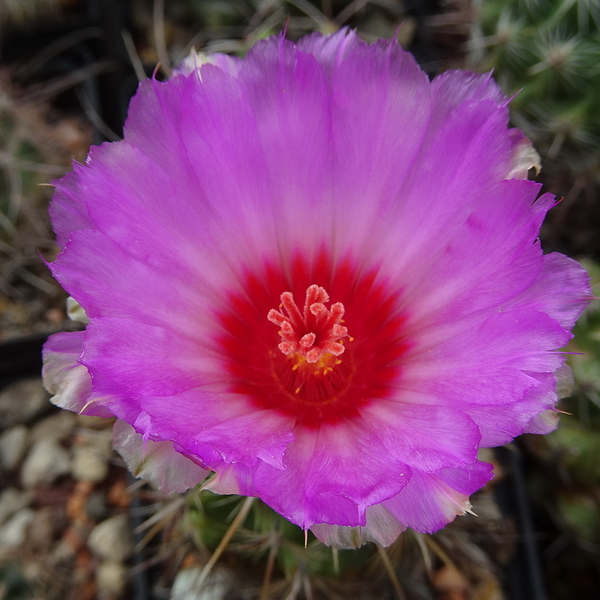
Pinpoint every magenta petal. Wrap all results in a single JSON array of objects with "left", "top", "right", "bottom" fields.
[
  {"left": 401, "top": 181, "right": 552, "bottom": 324},
  {"left": 73, "top": 142, "right": 229, "bottom": 281},
  {"left": 81, "top": 317, "right": 216, "bottom": 396},
  {"left": 296, "top": 28, "right": 362, "bottom": 71},
  {"left": 384, "top": 462, "right": 494, "bottom": 533},
  {"left": 429, "top": 70, "right": 506, "bottom": 123},
  {"left": 194, "top": 410, "right": 294, "bottom": 470},
  {"left": 51, "top": 230, "right": 205, "bottom": 328},
  {"left": 465, "top": 372, "right": 558, "bottom": 446},
  {"left": 49, "top": 171, "right": 95, "bottom": 250},
  {"left": 112, "top": 420, "right": 209, "bottom": 493},
  {"left": 230, "top": 37, "right": 336, "bottom": 255},
  {"left": 173, "top": 51, "right": 241, "bottom": 77},
  {"left": 43, "top": 30, "right": 591, "bottom": 546},
  {"left": 311, "top": 503, "right": 405, "bottom": 549},
  {"left": 109, "top": 387, "right": 296, "bottom": 471},
  {"left": 78, "top": 336, "right": 297, "bottom": 470},
  {"left": 217, "top": 459, "right": 365, "bottom": 529},
  {"left": 404, "top": 309, "right": 569, "bottom": 409},
  {"left": 355, "top": 99, "right": 518, "bottom": 288},
  {"left": 174, "top": 67, "right": 277, "bottom": 254},
  {"left": 123, "top": 76, "right": 200, "bottom": 192},
  {"left": 216, "top": 424, "right": 411, "bottom": 529},
  {"left": 294, "top": 425, "right": 411, "bottom": 509},
  {"left": 327, "top": 40, "right": 432, "bottom": 252},
  {"left": 42, "top": 331, "right": 113, "bottom": 418},
  {"left": 525, "top": 409, "right": 561, "bottom": 434},
  {"left": 363, "top": 403, "right": 481, "bottom": 471},
  {"left": 506, "top": 252, "right": 592, "bottom": 329}
]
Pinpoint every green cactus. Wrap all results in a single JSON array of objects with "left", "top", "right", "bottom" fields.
[{"left": 476, "top": 0, "right": 600, "bottom": 165}]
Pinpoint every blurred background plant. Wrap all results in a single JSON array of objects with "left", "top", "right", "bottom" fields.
[
  {"left": 468, "top": 2, "right": 600, "bottom": 598},
  {"left": 470, "top": 0, "right": 600, "bottom": 258},
  {"left": 0, "top": 1, "right": 599, "bottom": 599}
]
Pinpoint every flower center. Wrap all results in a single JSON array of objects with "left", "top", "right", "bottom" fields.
[
  {"left": 267, "top": 285, "right": 349, "bottom": 364},
  {"left": 217, "top": 252, "right": 410, "bottom": 428}
]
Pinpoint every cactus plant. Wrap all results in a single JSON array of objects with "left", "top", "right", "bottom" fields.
[{"left": 475, "top": 0, "right": 600, "bottom": 159}]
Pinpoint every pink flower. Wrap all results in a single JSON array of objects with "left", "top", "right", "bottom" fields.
[{"left": 43, "top": 30, "right": 590, "bottom": 548}]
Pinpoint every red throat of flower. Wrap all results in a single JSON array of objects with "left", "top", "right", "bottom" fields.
[{"left": 218, "top": 253, "right": 410, "bottom": 428}]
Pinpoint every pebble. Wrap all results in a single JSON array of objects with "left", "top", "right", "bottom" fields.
[
  {"left": 30, "top": 411, "right": 76, "bottom": 443},
  {"left": 96, "top": 560, "right": 128, "bottom": 597},
  {"left": 85, "top": 491, "right": 109, "bottom": 521},
  {"left": 71, "top": 445, "right": 109, "bottom": 483},
  {"left": 0, "top": 424, "right": 29, "bottom": 470},
  {"left": 71, "top": 429, "right": 113, "bottom": 483},
  {"left": 0, "top": 377, "right": 50, "bottom": 428},
  {"left": 28, "top": 506, "right": 59, "bottom": 550},
  {"left": 0, "top": 508, "right": 35, "bottom": 551},
  {"left": 0, "top": 488, "right": 32, "bottom": 526},
  {"left": 87, "top": 514, "right": 133, "bottom": 562},
  {"left": 170, "top": 569, "right": 230, "bottom": 600},
  {"left": 50, "top": 538, "right": 76, "bottom": 565},
  {"left": 21, "top": 439, "right": 71, "bottom": 488}
]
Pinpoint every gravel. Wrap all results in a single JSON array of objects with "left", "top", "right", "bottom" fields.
[
  {"left": 0, "top": 377, "right": 50, "bottom": 428},
  {"left": 21, "top": 438, "right": 71, "bottom": 488}
]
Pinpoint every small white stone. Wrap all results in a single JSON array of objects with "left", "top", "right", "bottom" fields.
[
  {"left": 72, "top": 445, "right": 109, "bottom": 483},
  {"left": 0, "top": 425, "right": 29, "bottom": 470},
  {"left": 88, "top": 514, "right": 133, "bottom": 561},
  {"left": 30, "top": 411, "right": 75, "bottom": 443},
  {"left": 50, "top": 538, "right": 76, "bottom": 564},
  {"left": 170, "top": 569, "right": 230, "bottom": 600},
  {"left": 21, "top": 439, "right": 71, "bottom": 488},
  {"left": 0, "top": 488, "right": 32, "bottom": 526},
  {"left": 0, "top": 508, "right": 35, "bottom": 552},
  {"left": 0, "top": 378, "right": 49, "bottom": 428},
  {"left": 96, "top": 560, "right": 128, "bottom": 597},
  {"left": 28, "top": 506, "right": 58, "bottom": 550}
]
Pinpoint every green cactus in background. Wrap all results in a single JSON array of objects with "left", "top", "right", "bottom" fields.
[{"left": 474, "top": 0, "right": 600, "bottom": 174}]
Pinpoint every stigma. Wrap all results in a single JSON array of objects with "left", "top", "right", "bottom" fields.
[{"left": 267, "top": 285, "right": 349, "bottom": 364}]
